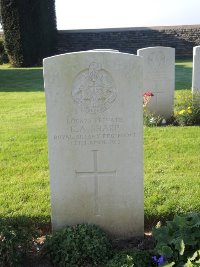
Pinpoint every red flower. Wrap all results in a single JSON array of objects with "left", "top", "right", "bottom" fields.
[
  {"left": 143, "top": 91, "right": 154, "bottom": 107},
  {"left": 143, "top": 91, "right": 154, "bottom": 97}
]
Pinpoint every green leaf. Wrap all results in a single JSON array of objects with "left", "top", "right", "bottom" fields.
[
  {"left": 162, "top": 261, "right": 175, "bottom": 267},
  {"left": 183, "top": 261, "right": 194, "bottom": 267},
  {"left": 174, "top": 238, "right": 185, "bottom": 255},
  {"left": 193, "top": 259, "right": 200, "bottom": 266},
  {"left": 188, "top": 250, "right": 200, "bottom": 261},
  {"left": 158, "top": 245, "right": 174, "bottom": 257}
]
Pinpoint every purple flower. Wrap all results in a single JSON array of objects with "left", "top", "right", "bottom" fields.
[
  {"left": 152, "top": 256, "right": 157, "bottom": 262},
  {"left": 157, "top": 255, "right": 166, "bottom": 265},
  {"left": 152, "top": 255, "right": 166, "bottom": 266}
]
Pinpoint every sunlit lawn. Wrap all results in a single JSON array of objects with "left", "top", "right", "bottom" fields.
[
  {"left": 175, "top": 59, "right": 192, "bottom": 90},
  {"left": 0, "top": 61, "right": 199, "bottom": 229}
]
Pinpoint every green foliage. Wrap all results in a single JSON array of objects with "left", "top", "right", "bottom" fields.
[
  {"left": 106, "top": 249, "right": 155, "bottom": 267},
  {"left": 0, "top": 0, "right": 57, "bottom": 67},
  {"left": 143, "top": 92, "right": 170, "bottom": 127},
  {"left": 143, "top": 108, "right": 166, "bottom": 127},
  {"left": 44, "top": 223, "right": 113, "bottom": 267},
  {"left": 0, "top": 38, "right": 9, "bottom": 64},
  {"left": 0, "top": 217, "right": 38, "bottom": 267},
  {"left": 0, "top": 0, "right": 24, "bottom": 66},
  {"left": 144, "top": 91, "right": 200, "bottom": 127},
  {"left": 174, "top": 92, "right": 200, "bottom": 126},
  {"left": 152, "top": 213, "right": 200, "bottom": 266}
]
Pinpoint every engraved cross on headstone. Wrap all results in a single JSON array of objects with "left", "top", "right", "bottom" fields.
[{"left": 76, "top": 150, "right": 116, "bottom": 216}]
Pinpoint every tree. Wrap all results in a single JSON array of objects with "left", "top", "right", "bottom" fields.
[{"left": 0, "top": 0, "right": 57, "bottom": 67}]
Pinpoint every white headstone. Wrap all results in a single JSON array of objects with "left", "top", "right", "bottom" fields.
[
  {"left": 137, "top": 46, "right": 175, "bottom": 119},
  {"left": 43, "top": 51, "right": 144, "bottom": 238},
  {"left": 192, "top": 46, "right": 200, "bottom": 95}
]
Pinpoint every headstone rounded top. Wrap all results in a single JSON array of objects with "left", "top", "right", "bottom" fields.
[
  {"left": 87, "top": 49, "right": 119, "bottom": 52},
  {"left": 43, "top": 50, "right": 140, "bottom": 64},
  {"left": 193, "top": 46, "right": 200, "bottom": 54},
  {"left": 137, "top": 46, "right": 175, "bottom": 52}
]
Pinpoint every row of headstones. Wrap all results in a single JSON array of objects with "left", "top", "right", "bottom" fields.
[{"left": 43, "top": 46, "right": 198, "bottom": 239}]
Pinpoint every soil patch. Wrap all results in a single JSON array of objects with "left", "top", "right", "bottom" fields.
[{"left": 23, "top": 232, "right": 155, "bottom": 267}]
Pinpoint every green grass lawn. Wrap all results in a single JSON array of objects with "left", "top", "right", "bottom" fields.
[
  {"left": 144, "top": 126, "right": 200, "bottom": 226},
  {"left": 0, "top": 61, "right": 199, "bottom": 229},
  {"left": 175, "top": 59, "right": 192, "bottom": 90}
]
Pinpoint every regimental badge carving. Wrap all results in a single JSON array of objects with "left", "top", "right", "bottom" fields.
[{"left": 72, "top": 62, "right": 117, "bottom": 114}]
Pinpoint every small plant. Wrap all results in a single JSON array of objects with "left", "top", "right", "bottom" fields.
[
  {"left": 121, "top": 255, "right": 135, "bottom": 267},
  {"left": 174, "top": 92, "right": 200, "bottom": 126},
  {"left": 106, "top": 249, "right": 155, "bottom": 267},
  {"left": 0, "top": 217, "right": 37, "bottom": 267},
  {"left": 143, "top": 111, "right": 165, "bottom": 127},
  {"left": 143, "top": 91, "right": 167, "bottom": 127},
  {"left": 44, "top": 223, "right": 113, "bottom": 267},
  {"left": 152, "top": 213, "right": 200, "bottom": 266}
]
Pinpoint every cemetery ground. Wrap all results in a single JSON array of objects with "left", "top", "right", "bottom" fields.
[{"left": 0, "top": 59, "right": 200, "bottom": 266}]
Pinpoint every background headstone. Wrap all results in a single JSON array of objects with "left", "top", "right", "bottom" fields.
[
  {"left": 192, "top": 46, "right": 200, "bottom": 96},
  {"left": 43, "top": 51, "right": 144, "bottom": 238},
  {"left": 137, "top": 46, "right": 175, "bottom": 119}
]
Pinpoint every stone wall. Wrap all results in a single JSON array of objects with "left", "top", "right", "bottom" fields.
[{"left": 57, "top": 25, "right": 200, "bottom": 59}]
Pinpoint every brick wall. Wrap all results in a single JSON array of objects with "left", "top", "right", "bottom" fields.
[{"left": 57, "top": 25, "right": 200, "bottom": 59}]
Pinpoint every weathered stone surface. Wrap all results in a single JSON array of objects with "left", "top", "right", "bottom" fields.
[
  {"left": 43, "top": 51, "right": 144, "bottom": 238},
  {"left": 192, "top": 46, "right": 200, "bottom": 94},
  {"left": 137, "top": 46, "right": 175, "bottom": 119}
]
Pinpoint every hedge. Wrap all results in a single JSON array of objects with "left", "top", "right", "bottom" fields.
[{"left": 0, "top": 0, "right": 57, "bottom": 67}]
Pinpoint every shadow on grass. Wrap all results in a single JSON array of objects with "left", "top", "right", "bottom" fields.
[
  {"left": 0, "top": 60, "right": 192, "bottom": 92},
  {"left": 0, "top": 68, "right": 44, "bottom": 92},
  {"left": 0, "top": 215, "right": 52, "bottom": 266},
  {"left": 0, "top": 215, "right": 51, "bottom": 235},
  {"left": 0, "top": 213, "right": 191, "bottom": 234}
]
